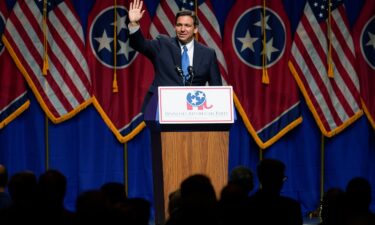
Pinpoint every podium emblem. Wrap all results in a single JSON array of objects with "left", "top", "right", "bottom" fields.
[{"left": 186, "top": 91, "right": 213, "bottom": 110}]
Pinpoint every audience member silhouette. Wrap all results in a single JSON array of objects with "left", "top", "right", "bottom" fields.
[
  {"left": 218, "top": 182, "right": 249, "bottom": 225},
  {"left": 100, "top": 181, "right": 144, "bottom": 225},
  {"left": 0, "top": 171, "right": 38, "bottom": 225},
  {"left": 3, "top": 166, "right": 374, "bottom": 225},
  {"left": 100, "top": 182, "right": 127, "bottom": 207},
  {"left": 0, "top": 164, "right": 12, "bottom": 210},
  {"left": 247, "top": 158, "right": 303, "bottom": 225},
  {"left": 75, "top": 190, "right": 111, "bottom": 225},
  {"left": 218, "top": 166, "right": 254, "bottom": 225},
  {"left": 127, "top": 197, "right": 151, "bottom": 225},
  {"left": 345, "top": 177, "right": 375, "bottom": 225},
  {"left": 167, "top": 188, "right": 182, "bottom": 218},
  {"left": 165, "top": 174, "right": 219, "bottom": 225},
  {"left": 108, "top": 197, "right": 151, "bottom": 225},
  {"left": 37, "top": 169, "right": 76, "bottom": 225},
  {"left": 319, "top": 187, "right": 347, "bottom": 225},
  {"left": 228, "top": 165, "right": 254, "bottom": 196}
]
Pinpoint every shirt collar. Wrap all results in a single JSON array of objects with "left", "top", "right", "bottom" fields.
[{"left": 180, "top": 39, "right": 194, "bottom": 51}]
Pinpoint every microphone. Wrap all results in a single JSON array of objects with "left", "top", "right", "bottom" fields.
[
  {"left": 175, "top": 65, "right": 186, "bottom": 85},
  {"left": 187, "top": 66, "right": 195, "bottom": 86}
]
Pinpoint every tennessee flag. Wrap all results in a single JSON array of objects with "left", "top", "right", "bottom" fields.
[
  {"left": 3, "top": 0, "right": 93, "bottom": 123},
  {"left": 0, "top": 1, "right": 29, "bottom": 129},
  {"left": 223, "top": 0, "right": 302, "bottom": 149},
  {"left": 88, "top": 0, "right": 153, "bottom": 142},
  {"left": 353, "top": 1, "right": 375, "bottom": 129}
]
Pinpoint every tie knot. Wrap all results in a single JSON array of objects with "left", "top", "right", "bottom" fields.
[{"left": 183, "top": 45, "right": 188, "bottom": 52}]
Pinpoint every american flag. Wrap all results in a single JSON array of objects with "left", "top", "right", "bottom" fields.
[
  {"left": 289, "top": 0, "right": 362, "bottom": 137},
  {"left": 0, "top": 0, "right": 29, "bottom": 129},
  {"left": 353, "top": 1, "right": 375, "bottom": 129},
  {"left": 3, "top": 0, "right": 92, "bottom": 123},
  {"left": 150, "top": 0, "right": 228, "bottom": 84}
]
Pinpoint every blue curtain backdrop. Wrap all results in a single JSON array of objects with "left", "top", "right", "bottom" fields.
[{"left": 1, "top": 0, "right": 374, "bottom": 219}]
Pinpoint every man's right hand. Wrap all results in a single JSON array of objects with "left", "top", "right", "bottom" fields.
[{"left": 128, "top": 0, "right": 145, "bottom": 26}]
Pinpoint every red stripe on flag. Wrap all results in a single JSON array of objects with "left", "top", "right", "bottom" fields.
[
  {"left": 151, "top": 17, "right": 170, "bottom": 36},
  {"left": 47, "top": 21, "right": 88, "bottom": 103}
]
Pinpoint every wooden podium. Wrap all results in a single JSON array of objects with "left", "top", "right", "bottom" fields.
[{"left": 145, "top": 86, "right": 234, "bottom": 225}]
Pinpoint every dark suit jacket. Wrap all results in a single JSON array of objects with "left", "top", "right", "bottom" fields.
[
  {"left": 129, "top": 29, "right": 222, "bottom": 110},
  {"left": 246, "top": 190, "right": 303, "bottom": 225}
]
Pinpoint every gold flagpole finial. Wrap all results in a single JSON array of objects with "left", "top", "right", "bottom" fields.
[
  {"left": 113, "top": 72, "right": 119, "bottom": 92},
  {"left": 261, "top": 0, "right": 269, "bottom": 84}
]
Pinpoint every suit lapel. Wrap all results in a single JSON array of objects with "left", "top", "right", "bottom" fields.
[
  {"left": 193, "top": 40, "right": 202, "bottom": 68},
  {"left": 172, "top": 37, "right": 181, "bottom": 67}
]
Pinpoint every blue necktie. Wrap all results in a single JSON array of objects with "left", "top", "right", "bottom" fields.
[{"left": 181, "top": 45, "right": 190, "bottom": 84}]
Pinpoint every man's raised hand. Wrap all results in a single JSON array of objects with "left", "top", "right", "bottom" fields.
[{"left": 129, "top": 0, "right": 145, "bottom": 26}]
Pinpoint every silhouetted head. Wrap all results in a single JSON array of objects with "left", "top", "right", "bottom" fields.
[
  {"left": 180, "top": 174, "right": 217, "bottom": 210},
  {"left": 229, "top": 166, "right": 254, "bottom": 195},
  {"left": 321, "top": 188, "right": 346, "bottom": 225},
  {"left": 38, "top": 169, "right": 67, "bottom": 206},
  {"left": 346, "top": 177, "right": 372, "bottom": 213},
  {"left": 100, "top": 182, "right": 127, "bottom": 206},
  {"left": 76, "top": 190, "right": 110, "bottom": 224},
  {"left": 8, "top": 171, "right": 38, "bottom": 207},
  {"left": 219, "top": 182, "right": 249, "bottom": 207},
  {"left": 257, "top": 159, "right": 286, "bottom": 193}
]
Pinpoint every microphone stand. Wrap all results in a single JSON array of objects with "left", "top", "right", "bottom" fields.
[
  {"left": 187, "top": 66, "right": 195, "bottom": 86},
  {"left": 175, "top": 65, "right": 186, "bottom": 85}
]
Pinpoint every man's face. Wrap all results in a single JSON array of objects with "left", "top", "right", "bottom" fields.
[{"left": 175, "top": 15, "right": 198, "bottom": 44}]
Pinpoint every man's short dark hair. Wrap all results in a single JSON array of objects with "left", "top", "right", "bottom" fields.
[{"left": 175, "top": 10, "right": 199, "bottom": 26}]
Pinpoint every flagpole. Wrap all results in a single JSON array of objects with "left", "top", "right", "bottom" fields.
[
  {"left": 42, "top": 0, "right": 49, "bottom": 75},
  {"left": 113, "top": 0, "right": 118, "bottom": 92},
  {"left": 319, "top": 134, "right": 325, "bottom": 217},
  {"left": 327, "top": 0, "right": 334, "bottom": 78},
  {"left": 45, "top": 115, "right": 49, "bottom": 170},
  {"left": 261, "top": 0, "right": 269, "bottom": 84},
  {"left": 124, "top": 143, "right": 128, "bottom": 195},
  {"left": 194, "top": 0, "right": 198, "bottom": 41},
  {"left": 259, "top": 148, "right": 263, "bottom": 189}
]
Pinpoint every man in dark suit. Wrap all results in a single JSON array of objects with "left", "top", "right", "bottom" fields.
[{"left": 128, "top": 0, "right": 222, "bottom": 109}]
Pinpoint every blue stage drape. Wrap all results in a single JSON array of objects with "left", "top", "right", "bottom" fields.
[{"left": 1, "top": 0, "right": 374, "bottom": 221}]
